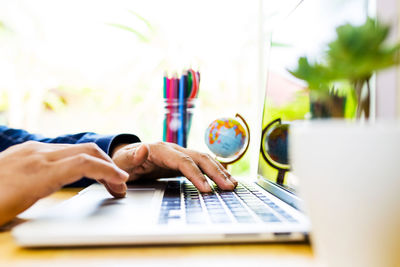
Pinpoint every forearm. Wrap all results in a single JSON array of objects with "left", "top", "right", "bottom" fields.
[{"left": 0, "top": 186, "right": 39, "bottom": 226}]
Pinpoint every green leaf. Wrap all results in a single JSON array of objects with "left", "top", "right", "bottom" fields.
[
  {"left": 127, "top": 10, "right": 154, "bottom": 32},
  {"left": 289, "top": 57, "right": 332, "bottom": 91},
  {"left": 290, "top": 17, "right": 400, "bottom": 94},
  {"left": 107, "top": 11, "right": 154, "bottom": 43},
  {"left": 326, "top": 17, "right": 400, "bottom": 81},
  {"left": 106, "top": 23, "right": 150, "bottom": 43},
  {"left": 271, "top": 42, "right": 291, "bottom": 48}
]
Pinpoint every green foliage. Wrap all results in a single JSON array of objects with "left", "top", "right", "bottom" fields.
[
  {"left": 230, "top": 151, "right": 251, "bottom": 176},
  {"left": 127, "top": 10, "right": 154, "bottom": 32},
  {"left": 43, "top": 92, "right": 67, "bottom": 111},
  {"left": 107, "top": 10, "right": 154, "bottom": 43},
  {"left": 289, "top": 57, "right": 332, "bottom": 91},
  {"left": 290, "top": 18, "right": 400, "bottom": 89},
  {"left": 289, "top": 18, "right": 400, "bottom": 119},
  {"left": 0, "top": 20, "right": 13, "bottom": 37},
  {"left": 106, "top": 23, "right": 150, "bottom": 43},
  {"left": 271, "top": 42, "right": 291, "bottom": 48},
  {"left": 327, "top": 18, "right": 400, "bottom": 82},
  {"left": 265, "top": 93, "right": 310, "bottom": 123}
]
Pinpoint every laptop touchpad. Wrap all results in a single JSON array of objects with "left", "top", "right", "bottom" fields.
[
  {"left": 88, "top": 188, "right": 156, "bottom": 219},
  {"left": 44, "top": 185, "right": 158, "bottom": 224}
]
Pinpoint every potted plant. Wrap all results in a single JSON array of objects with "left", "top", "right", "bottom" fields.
[{"left": 290, "top": 18, "right": 400, "bottom": 119}]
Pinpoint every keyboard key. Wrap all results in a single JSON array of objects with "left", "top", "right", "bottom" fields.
[
  {"left": 159, "top": 179, "right": 298, "bottom": 226},
  {"left": 241, "top": 183, "right": 298, "bottom": 223},
  {"left": 158, "top": 180, "right": 183, "bottom": 224}
]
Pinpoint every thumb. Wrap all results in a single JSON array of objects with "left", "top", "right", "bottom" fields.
[
  {"left": 130, "top": 144, "right": 149, "bottom": 168},
  {"left": 104, "top": 144, "right": 149, "bottom": 197},
  {"left": 104, "top": 182, "right": 127, "bottom": 198},
  {"left": 113, "top": 144, "right": 149, "bottom": 171},
  {"left": 98, "top": 179, "right": 127, "bottom": 198}
]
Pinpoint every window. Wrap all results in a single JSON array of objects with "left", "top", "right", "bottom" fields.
[{"left": 0, "top": 0, "right": 371, "bottom": 176}]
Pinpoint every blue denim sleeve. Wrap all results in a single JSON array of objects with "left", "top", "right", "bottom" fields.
[{"left": 0, "top": 126, "right": 141, "bottom": 187}]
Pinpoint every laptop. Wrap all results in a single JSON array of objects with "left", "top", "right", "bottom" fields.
[{"left": 12, "top": 0, "right": 365, "bottom": 247}]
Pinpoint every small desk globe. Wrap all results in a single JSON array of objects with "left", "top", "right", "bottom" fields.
[{"left": 204, "top": 114, "right": 250, "bottom": 168}]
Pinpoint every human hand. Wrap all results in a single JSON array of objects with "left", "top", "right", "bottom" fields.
[
  {"left": 111, "top": 142, "right": 237, "bottom": 192},
  {"left": 0, "top": 141, "right": 128, "bottom": 226}
]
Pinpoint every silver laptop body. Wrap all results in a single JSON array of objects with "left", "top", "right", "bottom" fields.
[
  {"left": 12, "top": 0, "right": 328, "bottom": 247},
  {"left": 12, "top": 177, "right": 309, "bottom": 247}
]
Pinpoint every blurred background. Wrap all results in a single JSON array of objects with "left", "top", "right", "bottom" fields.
[
  {"left": 0, "top": 0, "right": 261, "bottom": 164},
  {"left": 0, "top": 0, "right": 395, "bottom": 175}
]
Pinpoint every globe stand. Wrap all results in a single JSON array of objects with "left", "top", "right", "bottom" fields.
[
  {"left": 260, "top": 118, "right": 290, "bottom": 185},
  {"left": 217, "top": 113, "right": 250, "bottom": 170}
]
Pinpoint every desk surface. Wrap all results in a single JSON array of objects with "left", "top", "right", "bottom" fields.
[{"left": 0, "top": 189, "right": 315, "bottom": 267}]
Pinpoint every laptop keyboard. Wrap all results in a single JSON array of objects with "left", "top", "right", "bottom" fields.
[{"left": 158, "top": 179, "right": 297, "bottom": 225}]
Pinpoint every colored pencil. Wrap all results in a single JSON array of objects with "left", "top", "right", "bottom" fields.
[
  {"left": 163, "top": 69, "right": 200, "bottom": 146},
  {"left": 178, "top": 73, "right": 185, "bottom": 146},
  {"left": 166, "top": 77, "right": 172, "bottom": 142},
  {"left": 163, "top": 73, "right": 167, "bottom": 141},
  {"left": 182, "top": 72, "right": 188, "bottom": 147}
]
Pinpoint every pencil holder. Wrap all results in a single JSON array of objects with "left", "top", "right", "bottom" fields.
[{"left": 163, "top": 98, "right": 197, "bottom": 147}]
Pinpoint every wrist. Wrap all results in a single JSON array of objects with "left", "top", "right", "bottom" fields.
[
  {"left": 110, "top": 143, "right": 130, "bottom": 158},
  {"left": 108, "top": 134, "right": 141, "bottom": 157}
]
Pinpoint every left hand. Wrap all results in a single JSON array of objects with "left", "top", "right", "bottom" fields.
[
  {"left": 0, "top": 141, "right": 129, "bottom": 226},
  {"left": 111, "top": 142, "right": 237, "bottom": 192}
]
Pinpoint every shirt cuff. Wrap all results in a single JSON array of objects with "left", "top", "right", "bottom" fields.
[
  {"left": 107, "top": 134, "right": 141, "bottom": 156},
  {"left": 91, "top": 133, "right": 141, "bottom": 155}
]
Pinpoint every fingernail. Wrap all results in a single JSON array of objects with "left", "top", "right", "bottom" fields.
[
  {"left": 108, "top": 183, "right": 127, "bottom": 198},
  {"left": 221, "top": 173, "right": 235, "bottom": 187},
  {"left": 229, "top": 176, "right": 238, "bottom": 186},
  {"left": 132, "top": 144, "right": 141, "bottom": 156},
  {"left": 114, "top": 183, "right": 127, "bottom": 192},
  {"left": 115, "top": 191, "right": 126, "bottom": 198},
  {"left": 225, "top": 178, "right": 235, "bottom": 189},
  {"left": 118, "top": 169, "right": 129, "bottom": 181},
  {"left": 121, "top": 182, "right": 127, "bottom": 192}
]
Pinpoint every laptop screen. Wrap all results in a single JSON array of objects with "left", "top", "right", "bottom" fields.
[{"left": 257, "top": 0, "right": 368, "bottom": 203}]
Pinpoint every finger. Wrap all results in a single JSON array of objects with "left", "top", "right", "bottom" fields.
[
  {"left": 9, "top": 141, "right": 73, "bottom": 155},
  {"left": 214, "top": 160, "right": 238, "bottom": 186},
  {"left": 191, "top": 152, "right": 236, "bottom": 190},
  {"left": 51, "top": 154, "right": 129, "bottom": 186},
  {"left": 172, "top": 144, "right": 237, "bottom": 190},
  {"left": 36, "top": 142, "right": 74, "bottom": 150},
  {"left": 45, "top": 143, "right": 113, "bottom": 163},
  {"left": 154, "top": 148, "right": 212, "bottom": 192},
  {"left": 114, "top": 144, "right": 149, "bottom": 172},
  {"left": 99, "top": 179, "right": 127, "bottom": 198}
]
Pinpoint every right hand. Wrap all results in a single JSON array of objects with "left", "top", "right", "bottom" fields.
[
  {"left": 0, "top": 141, "right": 129, "bottom": 226},
  {"left": 111, "top": 142, "right": 237, "bottom": 192}
]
